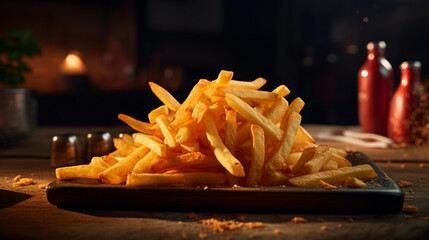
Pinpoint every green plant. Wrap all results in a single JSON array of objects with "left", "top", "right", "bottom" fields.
[{"left": 0, "top": 29, "right": 40, "bottom": 87}]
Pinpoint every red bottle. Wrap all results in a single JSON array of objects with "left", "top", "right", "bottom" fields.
[
  {"left": 388, "top": 61, "right": 424, "bottom": 143},
  {"left": 358, "top": 41, "right": 394, "bottom": 136}
]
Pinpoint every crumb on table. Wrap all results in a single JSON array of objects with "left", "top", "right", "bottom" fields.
[
  {"left": 402, "top": 204, "right": 418, "bottom": 214},
  {"left": 291, "top": 217, "right": 308, "bottom": 224},
  {"left": 13, "top": 177, "right": 36, "bottom": 187}
]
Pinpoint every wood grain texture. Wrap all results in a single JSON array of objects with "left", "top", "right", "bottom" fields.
[{"left": 1, "top": 158, "right": 428, "bottom": 239}]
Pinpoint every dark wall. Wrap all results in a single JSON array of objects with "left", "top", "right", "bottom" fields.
[{"left": 2, "top": 0, "right": 429, "bottom": 125}]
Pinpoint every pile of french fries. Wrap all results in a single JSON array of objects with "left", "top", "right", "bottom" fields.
[{"left": 56, "top": 70, "right": 377, "bottom": 188}]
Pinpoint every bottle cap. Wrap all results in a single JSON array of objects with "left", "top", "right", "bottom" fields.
[{"left": 400, "top": 61, "right": 421, "bottom": 70}]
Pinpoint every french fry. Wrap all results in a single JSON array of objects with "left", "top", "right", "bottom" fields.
[
  {"left": 126, "top": 172, "right": 227, "bottom": 186},
  {"left": 265, "top": 170, "right": 292, "bottom": 186},
  {"left": 291, "top": 147, "right": 316, "bottom": 174},
  {"left": 203, "top": 111, "right": 245, "bottom": 177},
  {"left": 170, "top": 80, "right": 208, "bottom": 129},
  {"left": 132, "top": 151, "right": 158, "bottom": 173},
  {"left": 288, "top": 164, "right": 377, "bottom": 187},
  {"left": 56, "top": 165, "right": 106, "bottom": 180},
  {"left": 272, "top": 84, "right": 291, "bottom": 98},
  {"left": 246, "top": 125, "right": 265, "bottom": 186},
  {"left": 223, "top": 107, "right": 243, "bottom": 185},
  {"left": 214, "top": 70, "right": 233, "bottom": 88},
  {"left": 285, "top": 152, "right": 303, "bottom": 168},
  {"left": 236, "top": 97, "right": 288, "bottom": 146},
  {"left": 282, "top": 97, "right": 305, "bottom": 125},
  {"left": 343, "top": 177, "right": 368, "bottom": 188},
  {"left": 101, "top": 155, "right": 119, "bottom": 167},
  {"left": 264, "top": 112, "right": 301, "bottom": 174},
  {"left": 299, "top": 145, "right": 332, "bottom": 174},
  {"left": 148, "top": 105, "right": 169, "bottom": 124},
  {"left": 148, "top": 81, "right": 181, "bottom": 111},
  {"left": 149, "top": 152, "right": 222, "bottom": 172},
  {"left": 98, "top": 145, "right": 150, "bottom": 184},
  {"left": 180, "top": 141, "right": 200, "bottom": 153},
  {"left": 118, "top": 114, "right": 152, "bottom": 134},
  {"left": 224, "top": 107, "right": 237, "bottom": 155},
  {"left": 134, "top": 133, "right": 168, "bottom": 157},
  {"left": 227, "top": 77, "right": 266, "bottom": 89},
  {"left": 331, "top": 152, "right": 352, "bottom": 167},
  {"left": 214, "top": 88, "right": 279, "bottom": 104},
  {"left": 89, "top": 156, "right": 109, "bottom": 169},
  {"left": 176, "top": 124, "right": 196, "bottom": 144},
  {"left": 155, "top": 115, "right": 177, "bottom": 148},
  {"left": 113, "top": 138, "right": 136, "bottom": 156},
  {"left": 120, "top": 133, "right": 135, "bottom": 145},
  {"left": 148, "top": 123, "right": 166, "bottom": 139},
  {"left": 320, "top": 160, "right": 338, "bottom": 172},
  {"left": 225, "top": 93, "right": 283, "bottom": 141},
  {"left": 192, "top": 102, "right": 209, "bottom": 123}
]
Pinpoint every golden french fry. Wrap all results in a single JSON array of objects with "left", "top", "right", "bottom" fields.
[
  {"left": 134, "top": 133, "right": 168, "bottom": 157},
  {"left": 170, "top": 80, "right": 209, "bottom": 129},
  {"left": 101, "top": 155, "right": 119, "bottom": 167},
  {"left": 299, "top": 145, "right": 331, "bottom": 174},
  {"left": 203, "top": 111, "right": 245, "bottom": 177},
  {"left": 113, "top": 138, "right": 136, "bottom": 155},
  {"left": 264, "top": 97, "right": 289, "bottom": 125},
  {"left": 343, "top": 177, "right": 368, "bottom": 188},
  {"left": 56, "top": 165, "right": 106, "bottom": 180},
  {"left": 330, "top": 147, "right": 348, "bottom": 157},
  {"left": 264, "top": 170, "right": 292, "bottom": 186},
  {"left": 285, "top": 152, "right": 302, "bottom": 168},
  {"left": 291, "top": 127, "right": 316, "bottom": 153},
  {"left": 225, "top": 93, "right": 283, "bottom": 141},
  {"left": 148, "top": 81, "right": 181, "bottom": 111},
  {"left": 215, "top": 70, "right": 233, "bottom": 88},
  {"left": 320, "top": 160, "right": 338, "bottom": 172},
  {"left": 192, "top": 102, "right": 209, "bottom": 123},
  {"left": 272, "top": 85, "right": 291, "bottom": 98},
  {"left": 215, "top": 88, "right": 279, "bottom": 103},
  {"left": 264, "top": 112, "right": 301, "bottom": 174},
  {"left": 98, "top": 145, "right": 150, "bottom": 184},
  {"left": 148, "top": 105, "right": 169, "bottom": 124},
  {"left": 120, "top": 134, "right": 135, "bottom": 145},
  {"left": 288, "top": 164, "right": 377, "bottom": 187},
  {"left": 155, "top": 115, "right": 177, "bottom": 148},
  {"left": 282, "top": 98, "right": 305, "bottom": 127},
  {"left": 331, "top": 152, "right": 352, "bottom": 167},
  {"left": 149, "top": 152, "right": 222, "bottom": 173},
  {"left": 224, "top": 107, "right": 237, "bottom": 155},
  {"left": 132, "top": 151, "right": 158, "bottom": 173},
  {"left": 89, "top": 156, "right": 109, "bottom": 169},
  {"left": 148, "top": 123, "right": 165, "bottom": 139},
  {"left": 118, "top": 114, "right": 152, "bottom": 134},
  {"left": 180, "top": 141, "right": 200, "bottom": 153},
  {"left": 227, "top": 77, "right": 266, "bottom": 89},
  {"left": 291, "top": 147, "right": 316, "bottom": 174},
  {"left": 236, "top": 97, "right": 288, "bottom": 146},
  {"left": 246, "top": 124, "right": 265, "bottom": 186},
  {"left": 126, "top": 172, "right": 227, "bottom": 186},
  {"left": 176, "top": 124, "right": 196, "bottom": 144}
]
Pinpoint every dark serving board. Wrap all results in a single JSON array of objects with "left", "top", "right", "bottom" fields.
[{"left": 46, "top": 152, "right": 404, "bottom": 213}]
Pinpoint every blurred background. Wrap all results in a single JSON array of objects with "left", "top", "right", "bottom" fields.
[{"left": 1, "top": 0, "right": 428, "bottom": 126}]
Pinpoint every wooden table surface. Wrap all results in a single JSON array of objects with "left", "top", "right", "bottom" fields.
[{"left": 1, "top": 125, "right": 428, "bottom": 240}]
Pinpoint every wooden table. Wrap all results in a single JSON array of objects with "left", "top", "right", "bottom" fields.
[{"left": 1, "top": 125, "right": 428, "bottom": 239}]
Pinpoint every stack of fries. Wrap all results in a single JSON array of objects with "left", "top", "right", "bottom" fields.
[{"left": 56, "top": 70, "right": 377, "bottom": 188}]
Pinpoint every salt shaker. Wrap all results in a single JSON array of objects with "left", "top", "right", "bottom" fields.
[
  {"left": 85, "top": 132, "right": 113, "bottom": 163},
  {"left": 50, "top": 134, "right": 80, "bottom": 167}
]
